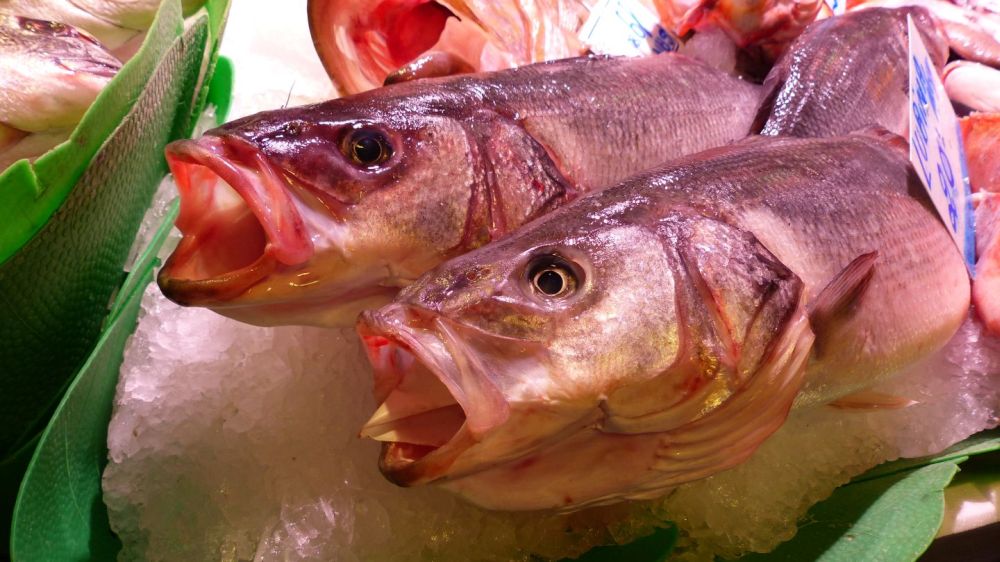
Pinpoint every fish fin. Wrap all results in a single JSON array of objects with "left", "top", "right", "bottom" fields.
[
  {"left": 851, "top": 126, "right": 910, "bottom": 156},
  {"left": 974, "top": 193, "right": 1000, "bottom": 336},
  {"left": 828, "top": 390, "right": 919, "bottom": 410},
  {"left": 808, "top": 251, "right": 878, "bottom": 356},
  {"left": 383, "top": 51, "right": 475, "bottom": 85}
]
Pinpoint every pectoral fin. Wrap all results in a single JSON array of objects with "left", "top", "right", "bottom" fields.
[
  {"left": 808, "top": 252, "right": 878, "bottom": 357},
  {"left": 828, "top": 390, "right": 918, "bottom": 411}
]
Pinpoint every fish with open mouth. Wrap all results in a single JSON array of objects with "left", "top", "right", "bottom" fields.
[
  {"left": 755, "top": 7, "right": 947, "bottom": 137},
  {"left": 356, "top": 131, "right": 970, "bottom": 510},
  {"left": 157, "top": 53, "right": 762, "bottom": 327}
]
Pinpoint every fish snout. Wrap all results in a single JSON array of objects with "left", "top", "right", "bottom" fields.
[
  {"left": 356, "top": 304, "right": 514, "bottom": 486},
  {"left": 357, "top": 305, "right": 471, "bottom": 485},
  {"left": 156, "top": 137, "right": 314, "bottom": 306}
]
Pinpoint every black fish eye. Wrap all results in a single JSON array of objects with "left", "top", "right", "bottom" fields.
[
  {"left": 344, "top": 128, "right": 392, "bottom": 168},
  {"left": 527, "top": 256, "right": 578, "bottom": 298}
]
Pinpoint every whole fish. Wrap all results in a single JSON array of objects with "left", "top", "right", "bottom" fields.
[
  {"left": 756, "top": 7, "right": 947, "bottom": 137},
  {"left": 0, "top": 15, "right": 120, "bottom": 133},
  {"left": 157, "top": 54, "right": 762, "bottom": 327},
  {"left": 356, "top": 132, "right": 969, "bottom": 510}
]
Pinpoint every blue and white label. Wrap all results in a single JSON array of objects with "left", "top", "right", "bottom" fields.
[
  {"left": 907, "top": 15, "right": 976, "bottom": 275},
  {"left": 579, "top": 0, "right": 679, "bottom": 57},
  {"left": 824, "top": 0, "right": 847, "bottom": 15}
]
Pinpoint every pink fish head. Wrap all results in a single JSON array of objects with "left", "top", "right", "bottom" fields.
[{"left": 158, "top": 89, "right": 495, "bottom": 327}]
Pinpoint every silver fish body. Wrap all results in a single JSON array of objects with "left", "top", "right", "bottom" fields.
[
  {"left": 358, "top": 132, "right": 969, "bottom": 510},
  {"left": 757, "top": 7, "right": 947, "bottom": 137}
]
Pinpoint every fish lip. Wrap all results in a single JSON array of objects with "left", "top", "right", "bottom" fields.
[
  {"left": 157, "top": 135, "right": 314, "bottom": 306},
  {"left": 356, "top": 305, "right": 510, "bottom": 486}
]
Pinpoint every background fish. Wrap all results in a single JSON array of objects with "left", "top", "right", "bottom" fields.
[
  {"left": 756, "top": 7, "right": 947, "bottom": 137},
  {"left": 357, "top": 132, "right": 969, "bottom": 510},
  {"left": 157, "top": 54, "right": 762, "bottom": 327},
  {"left": 307, "top": 0, "right": 599, "bottom": 94},
  {"left": 0, "top": 13, "right": 120, "bottom": 171},
  {"left": 0, "top": 0, "right": 207, "bottom": 57}
]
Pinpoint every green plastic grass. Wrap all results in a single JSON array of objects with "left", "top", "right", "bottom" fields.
[
  {"left": 0, "top": 0, "right": 230, "bottom": 463},
  {"left": 10, "top": 202, "right": 180, "bottom": 561}
]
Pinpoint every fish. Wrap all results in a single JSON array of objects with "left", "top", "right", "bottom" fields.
[
  {"left": 944, "top": 61, "right": 1000, "bottom": 114},
  {"left": 755, "top": 7, "right": 947, "bottom": 137},
  {"left": 848, "top": 0, "right": 1000, "bottom": 67},
  {"left": 356, "top": 131, "right": 970, "bottom": 510},
  {"left": 307, "top": 0, "right": 599, "bottom": 94},
  {"left": 0, "top": 15, "right": 121, "bottom": 134},
  {"left": 157, "top": 53, "right": 762, "bottom": 327}
]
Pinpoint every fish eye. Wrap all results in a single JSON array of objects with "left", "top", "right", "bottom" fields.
[
  {"left": 527, "top": 255, "right": 579, "bottom": 298},
  {"left": 343, "top": 128, "right": 393, "bottom": 168}
]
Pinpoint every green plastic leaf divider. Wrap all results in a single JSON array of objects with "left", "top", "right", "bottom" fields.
[
  {"left": 0, "top": 4, "right": 203, "bottom": 462},
  {"left": 852, "top": 429, "right": 1000, "bottom": 483},
  {"left": 0, "top": 0, "right": 230, "bottom": 554},
  {"left": 738, "top": 462, "right": 960, "bottom": 562},
  {"left": 10, "top": 202, "right": 180, "bottom": 562}
]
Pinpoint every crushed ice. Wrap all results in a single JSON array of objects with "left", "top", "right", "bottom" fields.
[{"left": 103, "top": 271, "right": 1000, "bottom": 561}]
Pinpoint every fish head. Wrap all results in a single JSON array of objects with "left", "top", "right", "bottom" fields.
[
  {"left": 158, "top": 91, "right": 484, "bottom": 326},
  {"left": 357, "top": 198, "right": 813, "bottom": 509}
]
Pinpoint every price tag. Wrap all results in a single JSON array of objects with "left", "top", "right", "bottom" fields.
[
  {"left": 579, "top": 0, "right": 679, "bottom": 57},
  {"left": 824, "top": 0, "right": 847, "bottom": 15},
  {"left": 907, "top": 15, "right": 976, "bottom": 274}
]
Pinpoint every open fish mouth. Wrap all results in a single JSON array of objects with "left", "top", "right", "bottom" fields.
[
  {"left": 357, "top": 304, "right": 511, "bottom": 486},
  {"left": 360, "top": 332, "right": 468, "bottom": 477},
  {"left": 158, "top": 136, "right": 313, "bottom": 306}
]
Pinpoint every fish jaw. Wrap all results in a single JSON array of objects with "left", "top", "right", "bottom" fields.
[
  {"left": 357, "top": 303, "right": 602, "bottom": 487},
  {"left": 157, "top": 136, "right": 314, "bottom": 307},
  {"left": 357, "top": 304, "right": 509, "bottom": 486}
]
